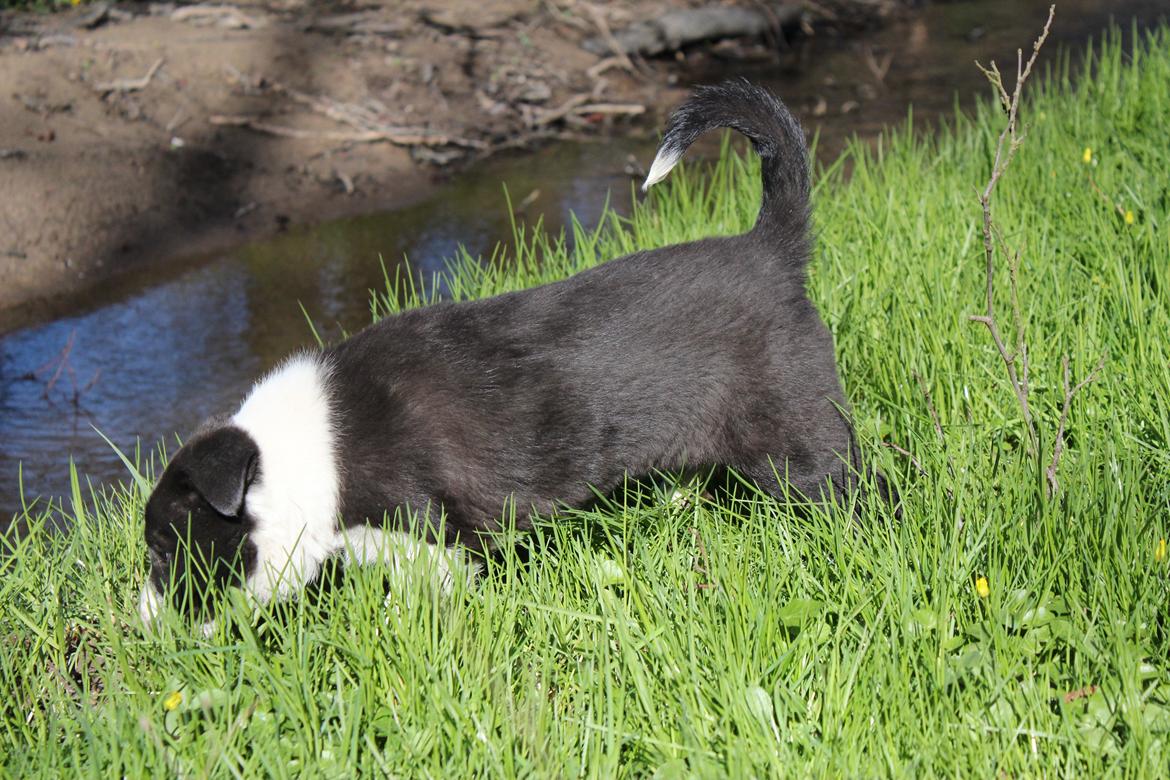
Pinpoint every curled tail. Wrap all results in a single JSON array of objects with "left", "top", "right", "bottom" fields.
[{"left": 642, "top": 79, "right": 810, "bottom": 234}]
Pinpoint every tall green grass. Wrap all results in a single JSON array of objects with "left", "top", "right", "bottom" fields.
[{"left": 3, "top": 23, "right": 1168, "bottom": 777}]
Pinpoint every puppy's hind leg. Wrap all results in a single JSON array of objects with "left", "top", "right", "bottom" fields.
[
  {"left": 735, "top": 444, "right": 898, "bottom": 516},
  {"left": 733, "top": 449, "right": 853, "bottom": 511}
]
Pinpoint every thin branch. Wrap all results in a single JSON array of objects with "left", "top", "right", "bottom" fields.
[
  {"left": 881, "top": 441, "right": 928, "bottom": 478},
  {"left": 1086, "top": 171, "right": 1129, "bottom": 220},
  {"left": 912, "top": 370, "right": 945, "bottom": 445},
  {"left": 862, "top": 45, "right": 893, "bottom": 86},
  {"left": 1045, "top": 353, "right": 1107, "bottom": 497},
  {"left": 40, "top": 331, "right": 76, "bottom": 397},
  {"left": 207, "top": 115, "right": 487, "bottom": 149},
  {"left": 968, "top": 5, "right": 1054, "bottom": 457},
  {"left": 93, "top": 58, "right": 165, "bottom": 94},
  {"left": 582, "top": 3, "right": 639, "bottom": 76}
]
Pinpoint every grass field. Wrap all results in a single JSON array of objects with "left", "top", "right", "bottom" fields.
[{"left": 3, "top": 23, "right": 1169, "bottom": 778}]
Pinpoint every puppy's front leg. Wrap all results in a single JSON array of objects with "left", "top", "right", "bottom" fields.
[{"left": 335, "top": 525, "right": 479, "bottom": 605}]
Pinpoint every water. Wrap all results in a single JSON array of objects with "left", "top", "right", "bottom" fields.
[
  {"left": 1, "top": 0, "right": 1165, "bottom": 518},
  {"left": 0, "top": 138, "right": 650, "bottom": 518}
]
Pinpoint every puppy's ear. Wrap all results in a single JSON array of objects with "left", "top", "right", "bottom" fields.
[{"left": 183, "top": 427, "right": 260, "bottom": 518}]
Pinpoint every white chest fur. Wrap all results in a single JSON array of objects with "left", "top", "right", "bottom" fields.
[{"left": 233, "top": 353, "right": 341, "bottom": 601}]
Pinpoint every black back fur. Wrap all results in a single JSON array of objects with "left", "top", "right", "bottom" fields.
[
  {"left": 327, "top": 80, "right": 863, "bottom": 551},
  {"left": 142, "top": 80, "right": 888, "bottom": 614}
]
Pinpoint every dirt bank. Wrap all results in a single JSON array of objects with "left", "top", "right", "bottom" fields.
[{"left": 0, "top": 0, "right": 904, "bottom": 332}]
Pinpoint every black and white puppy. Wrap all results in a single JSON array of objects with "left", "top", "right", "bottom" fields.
[{"left": 139, "top": 80, "right": 882, "bottom": 623}]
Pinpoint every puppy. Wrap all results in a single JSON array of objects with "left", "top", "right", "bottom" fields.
[{"left": 140, "top": 80, "right": 880, "bottom": 623}]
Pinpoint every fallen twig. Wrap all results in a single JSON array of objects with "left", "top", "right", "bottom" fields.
[
  {"left": 208, "top": 115, "right": 487, "bottom": 149},
  {"left": 302, "top": 12, "right": 406, "bottom": 37},
  {"left": 92, "top": 58, "right": 164, "bottom": 94},
  {"left": 233, "top": 201, "right": 258, "bottom": 220},
  {"left": 575, "top": 102, "right": 646, "bottom": 117},
  {"left": 586, "top": 55, "right": 630, "bottom": 80},
  {"left": 528, "top": 94, "right": 590, "bottom": 127},
  {"left": 862, "top": 45, "right": 893, "bottom": 86},
  {"left": 215, "top": 77, "right": 489, "bottom": 151},
  {"left": 273, "top": 81, "right": 388, "bottom": 133},
  {"left": 171, "top": 4, "right": 266, "bottom": 30},
  {"left": 527, "top": 97, "right": 644, "bottom": 127},
  {"left": 582, "top": 3, "right": 638, "bottom": 74}
]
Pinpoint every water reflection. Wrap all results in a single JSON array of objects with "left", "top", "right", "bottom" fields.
[
  {"left": 0, "top": 139, "right": 649, "bottom": 516},
  {"left": 2, "top": 0, "right": 1167, "bottom": 517}
]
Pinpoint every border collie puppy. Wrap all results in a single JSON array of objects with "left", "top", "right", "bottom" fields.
[{"left": 139, "top": 80, "right": 880, "bottom": 624}]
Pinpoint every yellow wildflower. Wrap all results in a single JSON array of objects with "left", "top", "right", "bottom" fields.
[
  {"left": 162, "top": 691, "right": 183, "bottom": 711},
  {"left": 1124, "top": 210, "right": 1135, "bottom": 225},
  {"left": 1082, "top": 147, "right": 1092, "bottom": 164},
  {"left": 975, "top": 576, "right": 990, "bottom": 599},
  {"left": 1157, "top": 538, "right": 1167, "bottom": 563}
]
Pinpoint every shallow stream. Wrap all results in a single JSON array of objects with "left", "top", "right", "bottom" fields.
[{"left": 1, "top": 0, "right": 1164, "bottom": 517}]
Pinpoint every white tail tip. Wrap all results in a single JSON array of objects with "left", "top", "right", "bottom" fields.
[{"left": 641, "top": 148, "right": 682, "bottom": 192}]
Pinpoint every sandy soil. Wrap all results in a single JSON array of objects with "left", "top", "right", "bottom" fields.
[{"left": 0, "top": 0, "right": 902, "bottom": 332}]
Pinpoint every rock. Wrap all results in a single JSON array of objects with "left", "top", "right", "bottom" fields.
[{"left": 582, "top": 3, "right": 803, "bottom": 57}]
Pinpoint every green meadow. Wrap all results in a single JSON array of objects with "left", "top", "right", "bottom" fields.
[{"left": 3, "top": 23, "right": 1168, "bottom": 778}]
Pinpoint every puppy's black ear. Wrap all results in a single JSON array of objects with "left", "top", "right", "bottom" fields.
[{"left": 183, "top": 427, "right": 260, "bottom": 518}]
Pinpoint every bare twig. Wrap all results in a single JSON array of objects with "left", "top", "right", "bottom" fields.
[
  {"left": 967, "top": 7, "right": 1103, "bottom": 499},
  {"left": 92, "top": 57, "right": 164, "bottom": 94},
  {"left": 212, "top": 78, "right": 490, "bottom": 151},
  {"left": 691, "top": 527, "right": 716, "bottom": 590},
  {"left": 574, "top": 102, "right": 646, "bottom": 117},
  {"left": 862, "top": 46, "right": 893, "bottom": 86},
  {"left": 208, "top": 115, "right": 487, "bottom": 149},
  {"left": 1046, "top": 353, "right": 1106, "bottom": 497},
  {"left": 272, "top": 81, "right": 389, "bottom": 133},
  {"left": 968, "top": 5, "right": 1055, "bottom": 457},
  {"left": 39, "top": 331, "right": 76, "bottom": 396},
  {"left": 582, "top": 3, "right": 638, "bottom": 75},
  {"left": 26, "top": 329, "right": 99, "bottom": 406},
  {"left": 912, "top": 370, "right": 945, "bottom": 444},
  {"left": 881, "top": 441, "right": 928, "bottom": 478},
  {"left": 1086, "top": 172, "right": 1129, "bottom": 220},
  {"left": 171, "top": 5, "right": 266, "bottom": 30},
  {"left": 586, "top": 56, "right": 628, "bottom": 79},
  {"left": 233, "top": 201, "right": 258, "bottom": 219},
  {"left": 528, "top": 94, "right": 590, "bottom": 127},
  {"left": 527, "top": 96, "right": 645, "bottom": 128}
]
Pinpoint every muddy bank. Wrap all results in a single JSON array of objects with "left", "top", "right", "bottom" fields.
[{"left": 0, "top": 0, "right": 904, "bottom": 333}]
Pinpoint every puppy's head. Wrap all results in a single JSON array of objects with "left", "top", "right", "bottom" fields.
[{"left": 140, "top": 425, "right": 260, "bottom": 621}]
